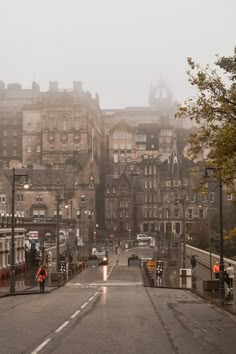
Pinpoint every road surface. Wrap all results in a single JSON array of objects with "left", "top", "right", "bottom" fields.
[{"left": 0, "top": 247, "right": 236, "bottom": 354}]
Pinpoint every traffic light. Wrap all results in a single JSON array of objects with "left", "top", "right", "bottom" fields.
[{"left": 47, "top": 251, "right": 52, "bottom": 263}]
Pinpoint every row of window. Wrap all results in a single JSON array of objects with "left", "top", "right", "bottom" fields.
[
  {"left": 113, "top": 132, "right": 132, "bottom": 140},
  {"left": 26, "top": 145, "right": 41, "bottom": 153},
  {"left": 142, "top": 207, "right": 204, "bottom": 219},
  {"left": 1, "top": 131, "right": 18, "bottom": 137},
  {"left": 144, "top": 166, "right": 158, "bottom": 175},
  {"left": 106, "top": 185, "right": 127, "bottom": 194},
  {"left": 105, "top": 206, "right": 205, "bottom": 220},
  {"left": 144, "top": 179, "right": 158, "bottom": 189},
  {"left": 0, "top": 194, "right": 44, "bottom": 203},
  {"left": 107, "top": 210, "right": 130, "bottom": 218},
  {"left": 0, "top": 117, "right": 18, "bottom": 123},
  {"left": 164, "top": 180, "right": 184, "bottom": 187},
  {"left": 113, "top": 152, "right": 132, "bottom": 163},
  {"left": 48, "top": 117, "right": 87, "bottom": 131},
  {"left": 113, "top": 132, "right": 172, "bottom": 144},
  {"left": 113, "top": 143, "right": 132, "bottom": 150},
  {"left": 105, "top": 221, "right": 130, "bottom": 230},
  {"left": 48, "top": 144, "right": 80, "bottom": 151},
  {"left": 1, "top": 150, "right": 20, "bottom": 157},
  {"left": 26, "top": 143, "right": 80, "bottom": 153},
  {"left": 108, "top": 200, "right": 130, "bottom": 208}
]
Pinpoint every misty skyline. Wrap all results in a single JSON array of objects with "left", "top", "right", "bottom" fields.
[{"left": 0, "top": 0, "right": 235, "bottom": 109}]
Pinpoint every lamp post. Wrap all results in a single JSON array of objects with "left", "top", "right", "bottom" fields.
[
  {"left": 56, "top": 193, "right": 67, "bottom": 272},
  {"left": 65, "top": 200, "right": 73, "bottom": 262},
  {"left": 10, "top": 168, "right": 29, "bottom": 294},
  {"left": 176, "top": 196, "right": 186, "bottom": 268},
  {"left": 182, "top": 197, "right": 186, "bottom": 269},
  {"left": 205, "top": 167, "right": 224, "bottom": 303}
]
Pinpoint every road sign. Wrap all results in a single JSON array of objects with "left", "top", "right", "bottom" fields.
[
  {"left": 147, "top": 260, "right": 156, "bottom": 271},
  {"left": 28, "top": 231, "right": 39, "bottom": 240},
  {"left": 156, "top": 261, "right": 164, "bottom": 275}
]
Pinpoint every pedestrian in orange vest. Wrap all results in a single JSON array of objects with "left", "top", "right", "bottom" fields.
[
  {"left": 213, "top": 261, "right": 220, "bottom": 279},
  {"left": 37, "top": 264, "right": 48, "bottom": 293}
]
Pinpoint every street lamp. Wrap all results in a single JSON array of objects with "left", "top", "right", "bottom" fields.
[
  {"left": 182, "top": 197, "right": 186, "bottom": 269},
  {"left": 10, "top": 168, "right": 30, "bottom": 294},
  {"left": 65, "top": 200, "right": 74, "bottom": 262},
  {"left": 204, "top": 167, "right": 224, "bottom": 303},
  {"left": 55, "top": 193, "right": 67, "bottom": 272},
  {"left": 176, "top": 196, "right": 186, "bottom": 268}
]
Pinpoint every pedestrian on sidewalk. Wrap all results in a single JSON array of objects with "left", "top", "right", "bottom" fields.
[
  {"left": 37, "top": 264, "right": 48, "bottom": 293},
  {"left": 226, "top": 263, "right": 234, "bottom": 289},
  {"left": 213, "top": 261, "right": 220, "bottom": 279}
]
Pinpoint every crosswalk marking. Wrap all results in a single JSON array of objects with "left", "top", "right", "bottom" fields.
[{"left": 66, "top": 282, "right": 143, "bottom": 287}]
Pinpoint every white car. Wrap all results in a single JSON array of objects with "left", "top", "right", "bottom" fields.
[{"left": 136, "top": 233, "right": 152, "bottom": 242}]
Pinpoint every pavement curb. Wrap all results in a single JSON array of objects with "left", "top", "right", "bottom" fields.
[
  {"left": 0, "top": 286, "right": 58, "bottom": 297},
  {"left": 189, "top": 287, "right": 236, "bottom": 316}
]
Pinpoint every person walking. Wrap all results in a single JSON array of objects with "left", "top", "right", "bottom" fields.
[
  {"left": 213, "top": 261, "right": 220, "bottom": 279},
  {"left": 37, "top": 264, "right": 48, "bottom": 293},
  {"left": 226, "top": 263, "right": 234, "bottom": 289}
]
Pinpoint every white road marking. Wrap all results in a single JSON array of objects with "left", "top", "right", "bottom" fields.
[
  {"left": 70, "top": 310, "right": 81, "bottom": 319},
  {"left": 66, "top": 282, "right": 81, "bottom": 287},
  {"left": 30, "top": 338, "right": 51, "bottom": 353},
  {"left": 31, "top": 284, "right": 104, "bottom": 353},
  {"left": 89, "top": 282, "right": 143, "bottom": 286},
  {"left": 81, "top": 301, "right": 88, "bottom": 309},
  {"left": 55, "top": 321, "right": 70, "bottom": 333}
]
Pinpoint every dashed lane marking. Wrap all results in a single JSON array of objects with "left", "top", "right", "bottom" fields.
[
  {"left": 30, "top": 283, "right": 107, "bottom": 352},
  {"left": 81, "top": 301, "right": 88, "bottom": 309},
  {"left": 70, "top": 310, "right": 81, "bottom": 319},
  {"left": 30, "top": 338, "right": 52, "bottom": 354},
  {"left": 55, "top": 321, "right": 70, "bottom": 333}
]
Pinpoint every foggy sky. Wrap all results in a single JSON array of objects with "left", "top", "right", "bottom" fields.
[{"left": 0, "top": 0, "right": 235, "bottom": 108}]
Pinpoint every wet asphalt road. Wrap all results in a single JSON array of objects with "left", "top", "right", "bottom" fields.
[{"left": 0, "top": 247, "right": 236, "bottom": 354}]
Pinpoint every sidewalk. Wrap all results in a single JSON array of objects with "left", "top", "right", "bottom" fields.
[
  {"left": 154, "top": 247, "right": 236, "bottom": 315},
  {"left": 0, "top": 279, "right": 58, "bottom": 297},
  {"left": 184, "top": 255, "right": 236, "bottom": 315},
  {"left": 0, "top": 252, "right": 117, "bottom": 297},
  {"left": 0, "top": 268, "right": 60, "bottom": 297}
]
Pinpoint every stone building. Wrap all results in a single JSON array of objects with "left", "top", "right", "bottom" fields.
[
  {"left": 102, "top": 82, "right": 205, "bottom": 243},
  {"left": 0, "top": 81, "right": 40, "bottom": 167},
  {"left": 0, "top": 80, "right": 103, "bottom": 257},
  {"left": 104, "top": 173, "right": 135, "bottom": 239},
  {"left": 22, "top": 81, "right": 102, "bottom": 169}
]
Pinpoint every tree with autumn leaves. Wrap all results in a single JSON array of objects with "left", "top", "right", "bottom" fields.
[
  {"left": 177, "top": 47, "right": 236, "bottom": 189},
  {"left": 177, "top": 48, "right": 236, "bottom": 257}
]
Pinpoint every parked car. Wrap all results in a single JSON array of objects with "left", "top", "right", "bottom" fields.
[{"left": 136, "top": 233, "right": 152, "bottom": 242}]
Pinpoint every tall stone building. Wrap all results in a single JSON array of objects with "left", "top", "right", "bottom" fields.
[
  {"left": 0, "top": 81, "right": 103, "bottom": 255},
  {"left": 102, "top": 82, "right": 204, "bottom": 243},
  {"left": 0, "top": 81, "right": 40, "bottom": 166},
  {"left": 22, "top": 81, "right": 102, "bottom": 168}
]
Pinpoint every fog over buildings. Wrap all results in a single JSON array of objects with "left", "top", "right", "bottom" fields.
[{"left": 0, "top": 0, "right": 235, "bottom": 109}]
